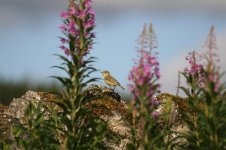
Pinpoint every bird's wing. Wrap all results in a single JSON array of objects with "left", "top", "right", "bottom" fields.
[{"left": 105, "top": 75, "right": 119, "bottom": 85}]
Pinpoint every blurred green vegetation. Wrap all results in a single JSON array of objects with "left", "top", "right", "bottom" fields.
[
  {"left": 0, "top": 78, "right": 131, "bottom": 106},
  {"left": 0, "top": 78, "right": 60, "bottom": 106}
]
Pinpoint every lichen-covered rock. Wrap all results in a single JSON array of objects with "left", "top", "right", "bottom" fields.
[
  {"left": 156, "top": 93, "right": 189, "bottom": 145},
  {"left": 86, "top": 84, "right": 131, "bottom": 149},
  {"left": 0, "top": 86, "right": 131, "bottom": 149},
  {"left": 0, "top": 91, "right": 56, "bottom": 142},
  {"left": 0, "top": 104, "right": 15, "bottom": 142},
  {"left": 0, "top": 86, "right": 194, "bottom": 149}
]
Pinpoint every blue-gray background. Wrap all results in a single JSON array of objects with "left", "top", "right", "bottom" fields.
[{"left": 0, "top": 0, "right": 226, "bottom": 95}]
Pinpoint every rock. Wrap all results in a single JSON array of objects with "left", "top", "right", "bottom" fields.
[
  {"left": 0, "top": 85, "right": 131, "bottom": 149},
  {"left": 86, "top": 84, "right": 131, "bottom": 149},
  {"left": 0, "top": 91, "right": 61, "bottom": 143},
  {"left": 156, "top": 93, "right": 189, "bottom": 145},
  {"left": 0, "top": 103, "right": 15, "bottom": 142},
  {"left": 0, "top": 85, "right": 192, "bottom": 149}
]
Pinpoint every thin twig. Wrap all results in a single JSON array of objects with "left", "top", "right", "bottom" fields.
[{"left": 176, "top": 71, "right": 181, "bottom": 96}]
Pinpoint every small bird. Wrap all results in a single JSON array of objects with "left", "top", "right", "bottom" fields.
[{"left": 101, "top": 70, "right": 125, "bottom": 91}]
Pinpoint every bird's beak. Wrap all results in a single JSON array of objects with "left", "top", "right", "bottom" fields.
[{"left": 101, "top": 71, "right": 104, "bottom": 73}]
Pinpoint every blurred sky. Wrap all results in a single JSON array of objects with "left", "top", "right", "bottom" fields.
[{"left": 0, "top": 0, "right": 226, "bottom": 95}]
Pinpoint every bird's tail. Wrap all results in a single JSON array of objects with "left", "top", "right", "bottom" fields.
[{"left": 119, "top": 84, "right": 125, "bottom": 90}]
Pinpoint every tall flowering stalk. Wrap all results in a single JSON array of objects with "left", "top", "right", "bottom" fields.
[
  {"left": 179, "top": 26, "right": 226, "bottom": 149},
  {"left": 198, "top": 26, "right": 226, "bottom": 149},
  {"left": 12, "top": 1, "right": 106, "bottom": 149},
  {"left": 54, "top": 0, "right": 106, "bottom": 148},
  {"left": 128, "top": 23, "right": 164, "bottom": 149},
  {"left": 182, "top": 51, "right": 205, "bottom": 106},
  {"left": 204, "top": 26, "right": 221, "bottom": 95},
  {"left": 180, "top": 51, "right": 205, "bottom": 148},
  {"left": 57, "top": 0, "right": 97, "bottom": 100}
]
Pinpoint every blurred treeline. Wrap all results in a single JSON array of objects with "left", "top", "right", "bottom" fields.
[
  {"left": 0, "top": 78, "right": 131, "bottom": 106},
  {"left": 0, "top": 78, "right": 60, "bottom": 106}
]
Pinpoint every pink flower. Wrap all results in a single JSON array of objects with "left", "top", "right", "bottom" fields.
[
  {"left": 128, "top": 72, "right": 133, "bottom": 80},
  {"left": 69, "top": 6, "right": 77, "bottom": 15},
  {"left": 77, "top": 10, "right": 86, "bottom": 19},
  {"left": 150, "top": 97, "right": 159, "bottom": 106},
  {"left": 128, "top": 84, "right": 135, "bottom": 92},
  {"left": 87, "top": 8, "right": 95, "bottom": 16},
  {"left": 60, "top": 38, "right": 67, "bottom": 44},
  {"left": 59, "top": 24, "right": 66, "bottom": 31},
  {"left": 154, "top": 67, "right": 160, "bottom": 79},
  {"left": 143, "top": 64, "right": 150, "bottom": 77},
  {"left": 137, "top": 77, "right": 144, "bottom": 86},
  {"left": 68, "top": 21, "right": 78, "bottom": 35},
  {"left": 134, "top": 89, "right": 140, "bottom": 97},
  {"left": 84, "top": 0, "right": 92, "bottom": 8},
  {"left": 60, "top": 10, "right": 69, "bottom": 19},
  {"left": 60, "top": 45, "right": 65, "bottom": 49},
  {"left": 60, "top": 45, "right": 70, "bottom": 56},
  {"left": 84, "top": 19, "right": 95, "bottom": 29},
  {"left": 64, "top": 49, "right": 70, "bottom": 56},
  {"left": 190, "top": 67, "right": 196, "bottom": 76},
  {"left": 68, "top": 21, "right": 75, "bottom": 29},
  {"left": 146, "top": 91, "right": 152, "bottom": 97},
  {"left": 152, "top": 111, "right": 159, "bottom": 119},
  {"left": 208, "top": 74, "right": 214, "bottom": 81}
]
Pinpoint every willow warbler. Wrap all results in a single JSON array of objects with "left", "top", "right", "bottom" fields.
[{"left": 101, "top": 70, "right": 125, "bottom": 90}]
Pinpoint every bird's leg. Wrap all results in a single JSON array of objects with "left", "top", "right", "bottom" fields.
[{"left": 113, "top": 86, "right": 116, "bottom": 92}]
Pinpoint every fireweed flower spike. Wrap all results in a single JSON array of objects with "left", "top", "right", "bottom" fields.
[
  {"left": 12, "top": 0, "right": 105, "bottom": 149},
  {"left": 128, "top": 51, "right": 160, "bottom": 97},
  {"left": 184, "top": 51, "right": 205, "bottom": 89},
  {"left": 59, "top": 0, "right": 95, "bottom": 58},
  {"left": 128, "top": 23, "right": 163, "bottom": 149},
  {"left": 204, "top": 25, "right": 221, "bottom": 94},
  {"left": 178, "top": 26, "right": 226, "bottom": 150},
  {"left": 54, "top": 0, "right": 106, "bottom": 148},
  {"left": 128, "top": 23, "right": 160, "bottom": 112}
]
